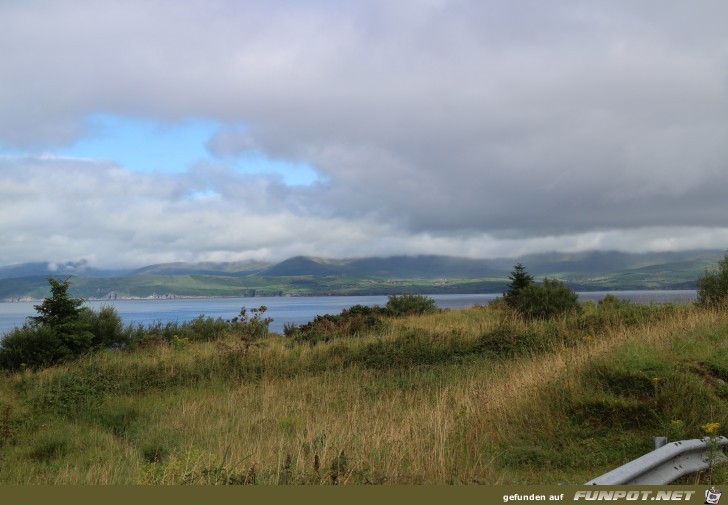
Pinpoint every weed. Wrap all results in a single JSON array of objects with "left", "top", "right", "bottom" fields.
[{"left": 330, "top": 450, "right": 348, "bottom": 484}]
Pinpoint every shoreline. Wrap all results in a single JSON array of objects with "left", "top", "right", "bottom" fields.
[{"left": 1, "top": 288, "right": 699, "bottom": 304}]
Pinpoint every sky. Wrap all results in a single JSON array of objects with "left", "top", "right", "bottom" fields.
[{"left": 1, "top": 0, "right": 727, "bottom": 268}]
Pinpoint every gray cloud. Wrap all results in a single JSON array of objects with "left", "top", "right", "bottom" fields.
[{"left": 1, "top": 0, "right": 727, "bottom": 266}]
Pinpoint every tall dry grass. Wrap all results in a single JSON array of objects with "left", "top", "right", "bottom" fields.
[{"left": 2, "top": 302, "right": 728, "bottom": 484}]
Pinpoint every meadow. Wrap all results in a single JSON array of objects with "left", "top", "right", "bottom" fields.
[{"left": 1, "top": 298, "right": 727, "bottom": 484}]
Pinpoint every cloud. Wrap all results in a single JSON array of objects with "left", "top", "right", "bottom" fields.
[
  {"left": 1, "top": 1, "right": 728, "bottom": 266},
  {"left": 0, "top": 155, "right": 349, "bottom": 266}
]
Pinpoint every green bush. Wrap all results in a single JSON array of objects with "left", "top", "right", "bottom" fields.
[
  {"left": 476, "top": 322, "right": 578, "bottom": 358},
  {"left": 284, "top": 304, "right": 385, "bottom": 344},
  {"left": 514, "top": 277, "right": 581, "bottom": 320},
  {"left": 0, "top": 325, "right": 69, "bottom": 371},
  {"left": 346, "top": 328, "right": 474, "bottom": 369},
  {"left": 477, "top": 325, "right": 542, "bottom": 358},
  {"left": 80, "top": 305, "right": 128, "bottom": 348},
  {"left": 697, "top": 252, "right": 728, "bottom": 307},
  {"left": 183, "top": 314, "right": 229, "bottom": 341},
  {"left": 229, "top": 306, "right": 273, "bottom": 341},
  {"left": 385, "top": 294, "right": 437, "bottom": 316},
  {"left": 120, "top": 315, "right": 231, "bottom": 348},
  {"left": 597, "top": 294, "right": 631, "bottom": 311},
  {"left": 285, "top": 296, "right": 437, "bottom": 345}
]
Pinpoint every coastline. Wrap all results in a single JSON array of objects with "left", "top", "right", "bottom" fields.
[{"left": 1, "top": 287, "right": 699, "bottom": 304}]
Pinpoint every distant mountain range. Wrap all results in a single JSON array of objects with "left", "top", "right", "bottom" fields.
[{"left": 0, "top": 249, "right": 723, "bottom": 300}]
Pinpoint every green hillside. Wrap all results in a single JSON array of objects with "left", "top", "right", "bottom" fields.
[{"left": 0, "top": 250, "right": 722, "bottom": 300}]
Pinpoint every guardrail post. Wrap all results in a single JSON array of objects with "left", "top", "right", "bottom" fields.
[{"left": 653, "top": 436, "right": 668, "bottom": 450}]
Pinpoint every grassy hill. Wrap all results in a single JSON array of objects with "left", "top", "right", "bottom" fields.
[
  {"left": 0, "top": 249, "right": 722, "bottom": 300},
  {"left": 1, "top": 300, "right": 727, "bottom": 484}
]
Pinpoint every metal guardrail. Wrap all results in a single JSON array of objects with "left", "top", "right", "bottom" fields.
[{"left": 586, "top": 436, "right": 728, "bottom": 485}]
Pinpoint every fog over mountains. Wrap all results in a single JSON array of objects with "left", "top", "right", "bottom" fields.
[{"left": 0, "top": 249, "right": 721, "bottom": 279}]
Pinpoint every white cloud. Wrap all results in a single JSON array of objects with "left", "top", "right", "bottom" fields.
[{"left": 1, "top": 1, "right": 727, "bottom": 266}]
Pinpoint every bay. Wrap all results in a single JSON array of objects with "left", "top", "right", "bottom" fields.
[{"left": 0, "top": 290, "right": 697, "bottom": 336}]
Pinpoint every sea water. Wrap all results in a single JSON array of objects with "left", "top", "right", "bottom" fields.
[{"left": 0, "top": 291, "right": 697, "bottom": 336}]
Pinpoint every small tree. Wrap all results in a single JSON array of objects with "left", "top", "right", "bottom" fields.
[
  {"left": 0, "top": 277, "right": 94, "bottom": 370},
  {"left": 31, "top": 278, "right": 84, "bottom": 329},
  {"left": 30, "top": 277, "right": 93, "bottom": 354},
  {"left": 504, "top": 263, "right": 534, "bottom": 308},
  {"left": 697, "top": 252, "right": 728, "bottom": 307}
]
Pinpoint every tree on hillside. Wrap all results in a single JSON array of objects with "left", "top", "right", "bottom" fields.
[
  {"left": 504, "top": 263, "right": 534, "bottom": 307},
  {"left": 696, "top": 251, "right": 728, "bottom": 307}
]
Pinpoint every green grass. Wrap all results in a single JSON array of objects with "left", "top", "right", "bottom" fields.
[{"left": 1, "top": 302, "right": 728, "bottom": 484}]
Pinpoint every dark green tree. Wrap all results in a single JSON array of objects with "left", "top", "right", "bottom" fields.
[
  {"left": 31, "top": 278, "right": 83, "bottom": 327},
  {"left": 30, "top": 277, "right": 93, "bottom": 354},
  {"left": 0, "top": 278, "right": 94, "bottom": 370},
  {"left": 697, "top": 252, "right": 728, "bottom": 307},
  {"left": 504, "top": 263, "right": 534, "bottom": 307}
]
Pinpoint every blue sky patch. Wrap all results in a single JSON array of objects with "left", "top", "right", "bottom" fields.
[{"left": 12, "top": 114, "right": 321, "bottom": 186}]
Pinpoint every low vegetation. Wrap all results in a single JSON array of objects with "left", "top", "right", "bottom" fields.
[
  {"left": 697, "top": 251, "right": 728, "bottom": 307},
  {"left": 0, "top": 260, "right": 728, "bottom": 484}
]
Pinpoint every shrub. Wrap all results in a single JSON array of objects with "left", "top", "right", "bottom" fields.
[
  {"left": 385, "top": 294, "right": 437, "bottom": 316},
  {"left": 79, "top": 305, "right": 128, "bottom": 349},
  {"left": 514, "top": 277, "right": 581, "bottom": 320},
  {"left": 476, "top": 322, "right": 578, "bottom": 358},
  {"left": 285, "top": 296, "right": 437, "bottom": 345},
  {"left": 120, "top": 315, "right": 230, "bottom": 348},
  {"left": 229, "top": 306, "right": 273, "bottom": 342},
  {"left": 0, "top": 325, "right": 69, "bottom": 371},
  {"left": 182, "top": 314, "right": 229, "bottom": 342},
  {"left": 477, "top": 324, "right": 539, "bottom": 358},
  {"left": 285, "top": 304, "right": 385, "bottom": 344},
  {"left": 347, "top": 328, "right": 472, "bottom": 369},
  {"left": 697, "top": 252, "right": 728, "bottom": 307},
  {"left": 597, "top": 294, "right": 631, "bottom": 311}
]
